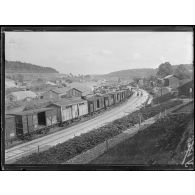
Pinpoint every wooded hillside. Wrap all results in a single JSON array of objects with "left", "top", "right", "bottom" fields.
[{"left": 5, "top": 60, "right": 59, "bottom": 73}]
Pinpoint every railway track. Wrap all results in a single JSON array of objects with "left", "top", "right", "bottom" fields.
[{"left": 5, "top": 89, "right": 148, "bottom": 163}]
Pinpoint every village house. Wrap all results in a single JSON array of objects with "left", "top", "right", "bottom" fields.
[
  {"left": 41, "top": 87, "right": 71, "bottom": 100},
  {"left": 6, "top": 90, "right": 38, "bottom": 102},
  {"left": 178, "top": 80, "right": 194, "bottom": 97},
  {"left": 69, "top": 86, "right": 92, "bottom": 97},
  {"left": 68, "top": 83, "right": 92, "bottom": 97},
  {"left": 163, "top": 75, "right": 180, "bottom": 89}
]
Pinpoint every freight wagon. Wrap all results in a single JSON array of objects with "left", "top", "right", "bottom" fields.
[
  {"left": 108, "top": 92, "right": 116, "bottom": 105},
  {"left": 48, "top": 98, "right": 88, "bottom": 125},
  {"left": 100, "top": 94, "right": 110, "bottom": 108},
  {"left": 115, "top": 91, "right": 121, "bottom": 103},
  {"left": 5, "top": 115, "right": 17, "bottom": 143},
  {"left": 83, "top": 94, "right": 105, "bottom": 114},
  {"left": 5, "top": 88, "right": 133, "bottom": 142},
  {"left": 120, "top": 90, "right": 126, "bottom": 101},
  {"left": 9, "top": 107, "right": 58, "bottom": 138}
]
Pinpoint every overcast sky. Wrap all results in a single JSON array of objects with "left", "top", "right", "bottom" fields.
[{"left": 5, "top": 31, "right": 193, "bottom": 75}]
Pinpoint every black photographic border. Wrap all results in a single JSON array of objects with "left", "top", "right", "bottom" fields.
[{"left": 1, "top": 25, "right": 194, "bottom": 171}]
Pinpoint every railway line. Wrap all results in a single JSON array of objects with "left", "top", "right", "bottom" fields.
[{"left": 5, "top": 89, "right": 148, "bottom": 163}]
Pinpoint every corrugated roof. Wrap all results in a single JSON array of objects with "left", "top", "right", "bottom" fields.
[
  {"left": 9, "top": 91, "right": 37, "bottom": 100},
  {"left": 10, "top": 107, "right": 54, "bottom": 116}
]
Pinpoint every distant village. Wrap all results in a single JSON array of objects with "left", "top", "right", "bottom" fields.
[{"left": 5, "top": 62, "right": 193, "bottom": 114}]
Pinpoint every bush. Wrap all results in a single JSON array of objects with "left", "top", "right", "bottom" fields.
[{"left": 152, "top": 92, "right": 175, "bottom": 104}]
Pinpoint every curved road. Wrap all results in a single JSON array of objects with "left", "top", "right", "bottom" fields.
[{"left": 5, "top": 89, "right": 148, "bottom": 163}]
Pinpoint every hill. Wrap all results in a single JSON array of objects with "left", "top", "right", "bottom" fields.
[
  {"left": 105, "top": 68, "right": 157, "bottom": 79},
  {"left": 5, "top": 60, "right": 59, "bottom": 73},
  {"left": 102, "top": 64, "right": 193, "bottom": 80}
]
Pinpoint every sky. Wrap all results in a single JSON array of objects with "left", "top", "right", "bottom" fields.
[{"left": 5, "top": 31, "right": 193, "bottom": 75}]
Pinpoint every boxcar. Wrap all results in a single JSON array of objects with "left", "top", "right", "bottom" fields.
[
  {"left": 48, "top": 98, "right": 88, "bottom": 123},
  {"left": 10, "top": 107, "right": 58, "bottom": 136},
  {"left": 5, "top": 115, "right": 17, "bottom": 142},
  {"left": 84, "top": 94, "right": 105, "bottom": 113},
  {"left": 100, "top": 94, "right": 109, "bottom": 108},
  {"left": 115, "top": 91, "right": 121, "bottom": 103},
  {"left": 120, "top": 90, "right": 126, "bottom": 101},
  {"left": 108, "top": 92, "right": 117, "bottom": 105}
]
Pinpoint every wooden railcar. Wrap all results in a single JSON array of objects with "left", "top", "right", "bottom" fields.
[
  {"left": 9, "top": 107, "right": 58, "bottom": 137},
  {"left": 115, "top": 91, "right": 121, "bottom": 103},
  {"left": 100, "top": 94, "right": 109, "bottom": 108},
  {"left": 108, "top": 92, "right": 116, "bottom": 105},
  {"left": 5, "top": 115, "right": 17, "bottom": 143},
  {"left": 48, "top": 98, "right": 88, "bottom": 124},
  {"left": 84, "top": 94, "right": 105, "bottom": 114}
]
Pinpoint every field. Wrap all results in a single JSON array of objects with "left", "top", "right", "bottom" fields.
[
  {"left": 14, "top": 99, "right": 183, "bottom": 164},
  {"left": 91, "top": 112, "right": 194, "bottom": 166}
]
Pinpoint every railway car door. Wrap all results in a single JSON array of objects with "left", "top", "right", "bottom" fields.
[
  {"left": 79, "top": 102, "right": 88, "bottom": 116},
  {"left": 89, "top": 102, "right": 94, "bottom": 114},
  {"left": 72, "top": 104, "right": 79, "bottom": 119},
  {"left": 33, "top": 114, "right": 38, "bottom": 129},
  {"left": 62, "top": 106, "right": 72, "bottom": 122},
  {"left": 38, "top": 112, "right": 46, "bottom": 126},
  {"left": 104, "top": 97, "right": 109, "bottom": 108}
]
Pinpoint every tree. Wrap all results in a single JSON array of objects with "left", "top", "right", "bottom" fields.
[
  {"left": 174, "top": 65, "right": 191, "bottom": 80},
  {"left": 133, "top": 77, "right": 141, "bottom": 84},
  {"left": 157, "top": 62, "right": 173, "bottom": 78}
]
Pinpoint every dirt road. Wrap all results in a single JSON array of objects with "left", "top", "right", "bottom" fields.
[{"left": 5, "top": 89, "right": 148, "bottom": 163}]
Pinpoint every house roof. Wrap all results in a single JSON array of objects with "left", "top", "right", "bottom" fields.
[
  {"left": 179, "top": 79, "right": 192, "bottom": 87},
  {"left": 68, "top": 83, "right": 92, "bottom": 93},
  {"left": 9, "top": 91, "right": 37, "bottom": 100},
  {"left": 178, "top": 80, "right": 194, "bottom": 88},
  {"left": 48, "top": 87, "right": 71, "bottom": 94},
  {"left": 46, "top": 81, "right": 57, "bottom": 86},
  {"left": 164, "top": 74, "right": 176, "bottom": 79},
  {"left": 50, "top": 97, "right": 87, "bottom": 107}
]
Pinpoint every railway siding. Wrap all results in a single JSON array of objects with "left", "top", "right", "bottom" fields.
[{"left": 12, "top": 98, "right": 185, "bottom": 164}]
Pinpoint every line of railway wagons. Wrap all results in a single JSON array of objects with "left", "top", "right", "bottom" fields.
[{"left": 5, "top": 89, "right": 132, "bottom": 144}]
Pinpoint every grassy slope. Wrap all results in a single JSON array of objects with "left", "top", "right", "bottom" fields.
[{"left": 91, "top": 108, "right": 194, "bottom": 165}]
